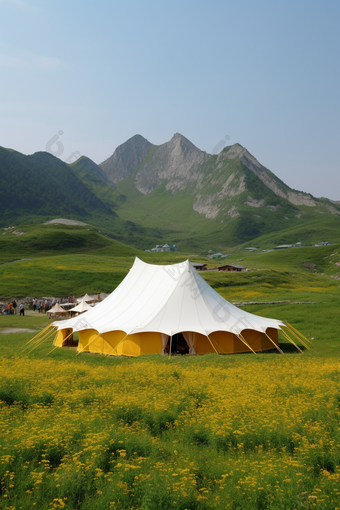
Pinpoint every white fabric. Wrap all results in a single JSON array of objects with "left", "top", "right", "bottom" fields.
[
  {"left": 53, "top": 258, "right": 285, "bottom": 337},
  {"left": 47, "top": 303, "right": 68, "bottom": 314},
  {"left": 183, "top": 331, "right": 196, "bottom": 354},
  {"left": 77, "top": 293, "right": 96, "bottom": 303},
  {"left": 69, "top": 298, "right": 92, "bottom": 313},
  {"left": 161, "top": 334, "right": 170, "bottom": 354}
]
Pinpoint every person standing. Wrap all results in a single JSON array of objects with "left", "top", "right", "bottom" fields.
[
  {"left": 12, "top": 300, "right": 17, "bottom": 314},
  {"left": 20, "top": 303, "right": 25, "bottom": 316}
]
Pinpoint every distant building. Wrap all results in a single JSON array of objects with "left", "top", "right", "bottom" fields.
[
  {"left": 191, "top": 263, "right": 208, "bottom": 271},
  {"left": 218, "top": 264, "right": 246, "bottom": 272},
  {"left": 314, "top": 242, "right": 333, "bottom": 247},
  {"left": 245, "top": 247, "right": 257, "bottom": 251}
]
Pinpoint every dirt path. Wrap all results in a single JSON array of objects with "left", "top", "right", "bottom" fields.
[{"left": 0, "top": 328, "right": 37, "bottom": 334}]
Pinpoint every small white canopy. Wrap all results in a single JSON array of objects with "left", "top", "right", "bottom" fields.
[
  {"left": 69, "top": 298, "right": 92, "bottom": 313},
  {"left": 53, "top": 258, "right": 284, "bottom": 337},
  {"left": 47, "top": 303, "right": 69, "bottom": 317},
  {"left": 77, "top": 293, "right": 97, "bottom": 303}
]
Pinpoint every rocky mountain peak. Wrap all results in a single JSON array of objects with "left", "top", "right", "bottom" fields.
[{"left": 99, "top": 135, "right": 154, "bottom": 184}]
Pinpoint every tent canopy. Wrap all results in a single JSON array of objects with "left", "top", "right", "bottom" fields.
[
  {"left": 52, "top": 258, "right": 287, "bottom": 355},
  {"left": 77, "top": 293, "right": 97, "bottom": 303},
  {"left": 69, "top": 298, "right": 92, "bottom": 313},
  {"left": 47, "top": 303, "right": 69, "bottom": 316}
]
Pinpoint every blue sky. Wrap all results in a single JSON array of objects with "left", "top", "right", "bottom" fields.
[{"left": 1, "top": 0, "right": 339, "bottom": 199}]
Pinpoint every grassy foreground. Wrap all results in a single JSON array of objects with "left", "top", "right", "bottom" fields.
[
  {"left": 0, "top": 242, "right": 340, "bottom": 509},
  {"left": 0, "top": 298, "right": 340, "bottom": 510}
]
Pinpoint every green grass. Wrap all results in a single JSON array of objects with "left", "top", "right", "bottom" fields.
[{"left": 0, "top": 240, "right": 340, "bottom": 509}]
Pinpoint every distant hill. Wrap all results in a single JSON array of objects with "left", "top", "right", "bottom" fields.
[
  {"left": 0, "top": 147, "right": 172, "bottom": 249},
  {"left": 2, "top": 136, "right": 340, "bottom": 252},
  {"left": 0, "top": 222, "right": 142, "bottom": 265},
  {"left": 0, "top": 147, "right": 114, "bottom": 225},
  {"left": 98, "top": 133, "right": 340, "bottom": 248}
]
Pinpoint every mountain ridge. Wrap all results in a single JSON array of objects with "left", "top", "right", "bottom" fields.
[{"left": 1, "top": 136, "right": 340, "bottom": 251}]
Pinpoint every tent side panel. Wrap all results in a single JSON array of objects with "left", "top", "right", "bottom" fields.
[
  {"left": 242, "top": 328, "right": 279, "bottom": 352},
  {"left": 240, "top": 329, "right": 263, "bottom": 352},
  {"left": 195, "top": 333, "right": 216, "bottom": 354},
  {"left": 78, "top": 329, "right": 100, "bottom": 353},
  {"left": 101, "top": 331, "right": 128, "bottom": 355},
  {"left": 264, "top": 327, "right": 279, "bottom": 349},
  {"left": 79, "top": 330, "right": 126, "bottom": 354},
  {"left": 209, "top": 331, "right": 239, "bottom": 354},
  {"left": 116, "top": 332, "right": 162, "bottom": 357},
  {"left": 54, "top": 328, "right": 72, "bottom": 347}
]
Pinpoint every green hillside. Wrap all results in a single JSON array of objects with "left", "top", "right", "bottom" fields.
[
  {"left": 0, "top": 223, "right": 141, "bottom": 262},
  {"left": 99, "top": 136, "right": 340, "bottom": 251},
  {"left": 0, "top": 148, "right": 170, "bottom": 249},
  {"left": 0, "top": 147, "right": 115, "bottom": 224},
  {"left": 1, "top": 219, "right": 339, "bottom": 303},
  {"left": 1, "top": 140, "right": 340, "bottom": 253}
]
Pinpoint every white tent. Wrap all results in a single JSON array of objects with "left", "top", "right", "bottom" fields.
[
  {"left": 69, "top": 298, "right": 93, "bottom": 315},
  {"left": 76, "top": 293, "right": 98, "bottom": 303},
  {"left": 53, "top": 258, "right": 302, "bottom": 356},
  {"left": 47, "top": 303, "right": 69, "bottom": 318}
]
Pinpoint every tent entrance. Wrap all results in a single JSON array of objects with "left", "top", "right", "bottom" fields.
[{"left": 172, "top": 333, "right": 189, "bottom": 355}]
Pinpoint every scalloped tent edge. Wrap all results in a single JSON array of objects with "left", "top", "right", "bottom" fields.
[{"left": 48, "top": 258, "right": 307, "bottom": 357}]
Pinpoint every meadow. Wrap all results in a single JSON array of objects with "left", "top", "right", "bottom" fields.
[{"left": 0, "top": 237, "right": 340, "bottom": 509}]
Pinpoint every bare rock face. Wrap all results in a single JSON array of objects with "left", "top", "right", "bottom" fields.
[
  {"left": 225, "top": 146, "right": 318, "bottom": 207},
  {"left": 135, "top": 133, "right": 210, "bottom": 195},
  {"left": 100, "top": 135, "right": 154, "bottom": 184},
  {"left": 98, "top": 133, "right": 340, "bottom": 223}
]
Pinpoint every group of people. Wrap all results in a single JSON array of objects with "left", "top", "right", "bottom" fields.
[
  {"left": 1, "top": 301, "right": 25, "bottom": 316},
  {"left": 32, "top": 298, "right": 55, "bottom": 313}
]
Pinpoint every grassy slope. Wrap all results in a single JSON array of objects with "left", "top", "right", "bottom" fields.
[
  {"left": 0, "top": 237, "right": 339, "bottom": 509},
  {"left": 1, "top": 222, "right": 339, "bottom": 359},
  {"left": 108, "top": 147, "right": 340, "bottom": 250}
]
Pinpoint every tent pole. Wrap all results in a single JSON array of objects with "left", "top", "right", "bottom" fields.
[
  {"left": 280, "top": 328, "right": 303, "bottom": 353},
  {"left": 264, "top": 331, "right": 284, "bottom": 354},
  {"left": 77, "top": 331, "right": 101, "bottom": 355},
  {"left": 46, "top": 329, "right": 74, "bottom": 356},
  {"left": 169, "top": 335, "right": 173, "bottom": 359},
  {"left": 237, "top": 333, "right": 257, "bottom": 354},
  {"left": 207, "top": 335, "right": 219, "bottom": 355},
  {"left": 24, "top": 324, "right": 51, "bottom": 347},
  {"left": 22, "top": 327, "right": 53, "bottom": 352},
  {"left": 284, "top": 325, "right": 310, "bottom": 350},
  {"left": 105, "top": 334, "right": 128, "bottom": 356},
  {"left": 26, "top": 327, "right": 58, "bottom": 355},
  {"left": 286, "top": 322, "right": 312, "bottom": 344}
]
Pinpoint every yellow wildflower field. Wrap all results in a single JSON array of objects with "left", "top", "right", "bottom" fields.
[{"left": 0, "top": 355, "right": 339, "bottom": 509}]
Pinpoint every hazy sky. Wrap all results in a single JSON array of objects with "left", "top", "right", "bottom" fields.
[{"left": 1, "top": 0, "right": 339, "bottom": 199}]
